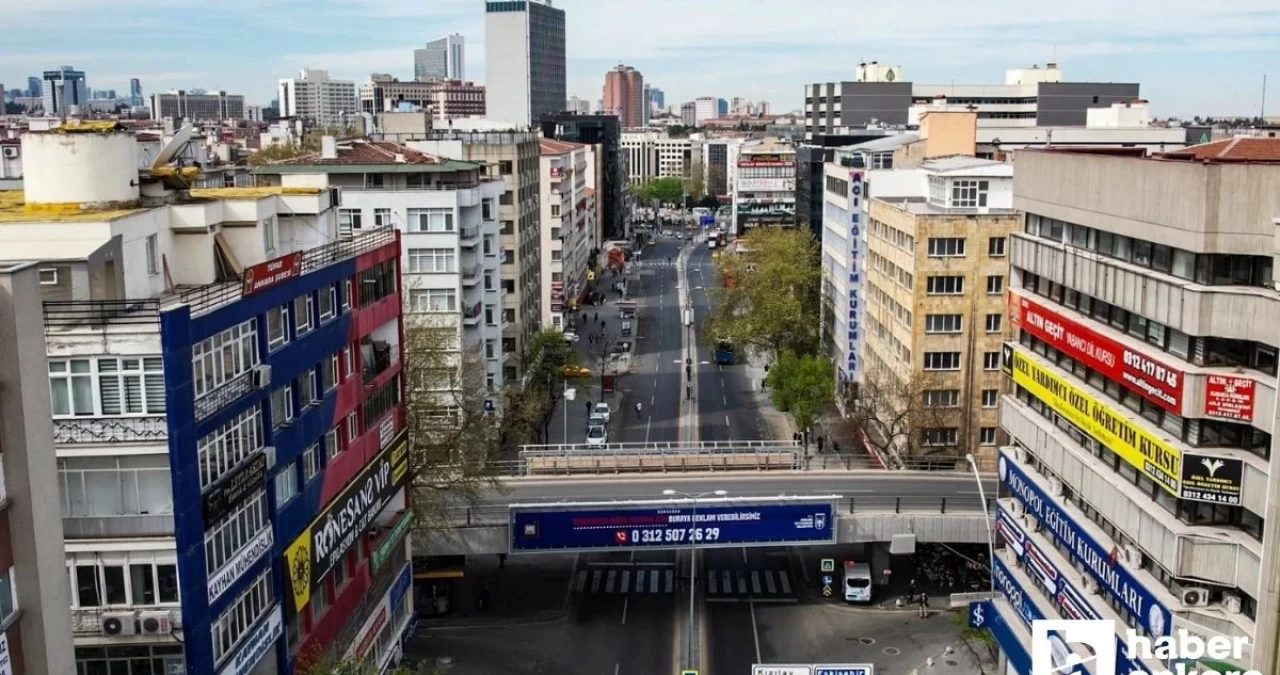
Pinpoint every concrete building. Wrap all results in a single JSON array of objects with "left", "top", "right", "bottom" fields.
[
  {"left": 987, "top": 139, "right": 1280, "bottom": 675},
  {"left": 278, "top": 69, "right": 359, "bottom": 127},
  {"left": 734, "top": 137, "right": 796, "bottom": 231},
  {"left": 0, "top": 121, "right": 413, "bottom": 674},
  {"left": 603, "top": 65, "right": 645, "bottom": 129},
  {"left": 130, "top": 78, "right": 143, "bottom": 107},
  {"left": 539, "top": 139, "right": 596, "bottom": 330},
  {"left": 541, "top": 113, "right": 628, "bottom": 238},
  {"left": 408, "top": 123, "right": 542, "bottom": 381},
  {"left": 698, "top": 137, "right": 744, "bottom": 198},
  {"left": 796, "top": 129, "right": 908, "bottom": 239},
  {"left": 359, "top": 74, "right": 486, "bottom": 122},
  {"left": 252, "top": 139, "right": 508, "bottom": 390},
  {"left": 0, "top": 263, "right": 76, "bottom": 675},
  {"left": 42, "top": 66, "right": 89, "bottom": 116},
  {"left": 694, "top": 97, "right": 718, "bottom": 126},
  {"left": 648, "top": 87, "right": 664, "bottom": 112},
  {"left": 151, "top": 90, "right": 246, "bottom": 122},
  {"left": 484, "top": 0, "right": 566, "bottom": 127},
  {"left": 680, "top": 102, "right": 696, "bottom": 127},
  {"left": 621, "top": 128, "right": 693, "bottom": 186},
  {"left": 415, "top": 34, "right": 466, "bottom": 81},
  {"left": 565, "top": 95, "right": 592, "bottom": 115}
]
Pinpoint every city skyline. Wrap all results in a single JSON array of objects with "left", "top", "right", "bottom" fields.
[{"left": 2, "top": 0, "right": 1278, "bottom": 117}]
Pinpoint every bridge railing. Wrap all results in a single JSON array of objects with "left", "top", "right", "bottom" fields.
[{"left": 483, "top": 451, "right": 991, "bottom": 478}]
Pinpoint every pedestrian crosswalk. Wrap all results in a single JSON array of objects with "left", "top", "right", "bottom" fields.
[
  {"left": 705, "top": 568, "right": 794, "bottom": 600},
  {"left": 575, "top": 566, "right": 675, "bottom": 595},
  {"left": 571, "top": 565, "right": 795, "bottom": 600},
  {"left": 632, "top": 260, "right": 714, "bottom": 269}
]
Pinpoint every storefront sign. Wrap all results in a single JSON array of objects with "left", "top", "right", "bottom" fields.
[
  {"left": 203, "top": 453, "right": 268, "bottom": 525},
  {"left": 350, "top": 605, "right": 388, "bottom": 662},
  {"left": 737, "top": 154, "right": 794, "bottom": 167},
  {"left": 242, "top": 251, "right": 303, "bottom": 296},
  {"left": 390, "top": 561, "right": 412, "bottom": 610},
  {"left": 372, "top": 511, "right": 415, "bottom": 573},
  {"left": 217, "top": 606, "right": 282, "bottom": 675},
  {"left": 283, "top": 431, "right": 410, "bottom": 612},
  {"left": 0, "top": 632, "right": 11, "bottom": 675},
  {"left": 736, "top": 202, "right": 795, "bottom": 217},
  {"left": 846, "top": 171, "right": 864, "bottom": 382},
  {"left": 737, "top": 177, "right": 796, "bottom": 192},
  {"left": 1009, "top": 293, "right": 1182, "bottom": 412},
  {"left": 208, "top": 527, "right": 273, "bottom": 604},
  {"left": 1204, "top": 375, "right": 1255, "bottom": 422},
  {"left": 1180, "top": 453, "right": 1244, "bottom": 505}
]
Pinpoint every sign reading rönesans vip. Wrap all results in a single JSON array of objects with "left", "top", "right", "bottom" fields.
[
  {"left": 203, "top": 452, "right": 268, "bottom": 525},
  {"left": 283, "top": 430, "right": 409, "bottom": 612}
]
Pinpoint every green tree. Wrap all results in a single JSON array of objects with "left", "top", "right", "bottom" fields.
[
  {"left": 519, "top": 328, "right": 584, "bottom": 443},
  {"left": 764, "top": 350, "right": 834, "bottom": 435},
  {"left": 641, "top": 176, "right": 685, "bottom": 206},
  {"left": 707, "top": 227, "right": 822, "bottom": 357}
]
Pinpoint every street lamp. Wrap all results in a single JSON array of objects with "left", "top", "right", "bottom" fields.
[
  {"left": 965, "top": 453, "right": 997, "bottom": 598},
  {"left": 662, "top": 488, "right": 727, "bottom": 670}
]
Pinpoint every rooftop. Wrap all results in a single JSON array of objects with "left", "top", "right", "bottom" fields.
[
  {"left": 539, "top": 138, "right": 587, "bottom": 155},
  {"left": 189, "top": 186, "right": 325, "bottom": 199},
  {"left": 266, "top": 140, "right": 458, "bottom": 166},
  {"left": 1160, "top": 137, "right": 1280, "bottom": 163},
  {"left": 841, "top": 134, "right": 919, "bottom": 153},
  {"left": 0, "top": 190, "right": 146, "bottom": 223},
  {"left": 921, "top": 155, "right": 1012, "bottom": 175},
  {"left": 879, "top": 195, "right": 1020, "bottom": 217},
  {"left": 742, "top": 137, "right": 795, "bottom": 154}
]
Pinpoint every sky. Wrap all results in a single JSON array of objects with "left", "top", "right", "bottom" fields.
[{"left": 3, "top": 0, "right": 1278, "bottom": 119}]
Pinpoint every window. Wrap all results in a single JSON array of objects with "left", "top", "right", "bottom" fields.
[
  {"left": 926, "top": 276, "right": 964, "bottom": 294},
  {"left": 341, "top": 278, "right": 351, "bottom": 310},
  {"left": 274, "top": 467, "right": 298, "bottom": 510},
  {"left": 266, "top": 304, "right": 289, "bottom": 350},
  {"left": 921, "top": 428, "right": 959, "bottom": 447},
  {"left": 343, "top": 346, "right": 354, "bottom": 381},
  {"left": 48, "top": 359, "right": 95, "bottom": 416},
  {"left": 58, "top": 455, "right": 172, "bottom": 519},
  {"left": 374, "top": 208, "right": 392, "bottom": 228},
  {"left": 146, "top": 234, "right": 159, "bottom": 275},
  {"left": 318, "top": 285, "right": 336, "bottom": 322},
  {"left": 212, "top": 570, "right": 273, "bottom": 665},
  {"left": 986, "top": 275, "right": 1004, "bottom": 295},
  {"left": 262, "top": 217, "right": 275, "bottom": 253},
  {"left": 927, "top": 237, "right": 966, "bottom": 257},
  {"left": 192, "top": 319, "right": 259, "bottom": 400},
  {"left": 924, "top": 314, "right": 962, "bottom": 333},
  {"left": 411, "top": 288, "right": 457, "bottom": 312},
  {"left": 407, "top": 248, "right": 457, "bottom": 273},
  {"left": 0, "top": 567, "right": 14, "bottom": 622},
  {"left": 951, "top": 179, "right": 988, "bottom": 208},
  {"left": 923, "top": 352, "right": 961, "bottom": 370},
  {"left": 551, "top": 204, "right": 561, "bottom": 217},
  {"left": 203, "top": 491, "right": 268, "bottom": 577},
  {"left": 322, "top": 354, "right": 338, "bottom": 392},
  {"left": 294, "top": 295, "right": 313, "bottom": 336},
  {"left": 988, "top": 237, "right": 1006, "bottom": 256},
  {"left": 324, "top": 426, "right": 341, "bottom": 462},
  {"left": 983, "top": 351, "right": 1001, "bottom": 370},
  {"left": 302, "top": 444, "right": 321, "bottom": 482},
  {"left": 985, "top": 314, "right": 1002, "bottom": 333},
  {"left": 407, "top": 208, "right": 455, "bottom": 233},
  {"left": 299, "top": 368, "right": 317, "bottom": 405},
  {"left": 357, "top": 259, "right": 397, "bottom": 305},
  {"left": 982, "top": 389, "right": 999, "bottom": 408},
  {"left": 482, "top": 199, "right": 493, "bottom": 220},
  {"left": 499, "top": 160, "right": 513, "bottom": 174},
  {"left": 97, "top": 357, "right": 166, "bottom": 415},
  {"left": 271, "top": 384, "right": 293, "bottom": 428},
  {"left": 197, "top": 406, "right": 263, "bottom": 488},
  {"left": 923, "top": 390, "right": 960, "bottom": 408},
  {"left": 979, "top": 427, "right": 998, "bottom": 445},
  {"left": 38, "top": 267, "right": 58, "bottom": 285},
  {"left": 339, "top": 208, "right": 363, "bottom": 233},
  {"left": 346, "top": 411, "right": 359, "bottom": 442}
]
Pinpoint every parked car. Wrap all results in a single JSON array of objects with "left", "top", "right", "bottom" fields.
[
  {"left": 592, "top": 402, "right": 612, "bottom": 423},
  {"left": 563, "top": 331, "right": 579, "bottom": 343},
  {"left": 586, "top": 425, "right": 608, "bottom": 446},
  {"left": 588, "top": 412, "right": 608, "bottom": 427}
]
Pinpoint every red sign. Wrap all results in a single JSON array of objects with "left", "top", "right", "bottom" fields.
[
  {"left": 1009, "top": 293, "right": 1183, "bottom": 412},
  {"left": 352, "top": 605, "right": 388, "bottom": 659},
  {"left": 242, "top": 251, "right": 303, "bottom": 296},
  {"left": 1205, "top": 375, "right": 1255, "bottom": 421}
]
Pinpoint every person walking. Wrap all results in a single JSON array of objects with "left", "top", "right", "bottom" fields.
[
  {"left": 817, "top": 436, "right": 825, "bottom": 453},
  {"left": 635, "top": 401, "right": 643, "bottom": 416},
  {"left": 907, "top": 578, "right": 917, "bottom": 605},
  {"left": 917, "top": 590, "right": 929, "bottom": 619}
]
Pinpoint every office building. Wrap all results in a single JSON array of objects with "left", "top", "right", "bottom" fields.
[
  {"left": 603, "top": 65, "right": 645, "bottom": 129},
  {"left": 621, "top": 129, "right": 693, "bottom": 186},
  {"left": 648, "top": 87, "right": 664, "bottom": 111},
  {"left": 796, "top": 129, "right": 906, "bottom": 238},
  {"left": 986, "top": 139, "right": 1280, "bottom": 675},
  {"left": 694, "top": 97, "right": 718, "bottom": 126},
  {"left": 360, "top": 74, "right": 486, "bottom": 121},
  {"left": 539, "top": 139, "right": 596, "bottom": 330},
  {"left": 278, "top": 69, "right": 359, "bottom": 127},
  {"left": 698, "top": 138, "right": 744, "bottom": 198},
  {"left": 42, "top": 66, "right": 89, "bottom": 115},
  {"left": 0, "top": 263, "right": 76, "bottom": 675},
  {"left": 757, "top": 100, "right": 770, "bottom": 116},
  {"left": 680, "top": 102, "right": 696, "bottom": 127},
  {"left": 0, "top": 121, "right": 413, "bottom": 674},
  {"left": 254, "top": 138, "right": 508, "bottom": 390},
  {"left": 484, "top": 0, "right": 566, "bottom": 127},
  {"left": 565, "top": 95, "right": 592, "bottom": 115},
  {"left": 130, "top": 78, "right": 143, "bottom": 106},
  {"left": 151, "top": 90, "right": 246, "bottom": 122},
  {"left": 717, "top": 98, "right": 728, "bottom": 117},
  {"left": 415, "top": 33, "right": 466, "bottom": 81},
  {"left": 733, "top": 137, "right": 796, "bottom": 231},
  {"left": 26, "top": 77, "right": 40, "bottom": 99},
  {"left": 541, "top": 113, "right": 628, "bottom": 239}
]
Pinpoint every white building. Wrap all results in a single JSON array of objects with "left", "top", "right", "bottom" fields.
[
  {"left": 278, "top": 68, "right": 358, "bottom": 127},
  {"left": 484, "top": 0, "right": 566, "bottom": 127},
  {"left": 733, "top": 137, "right": 796, "bottom": 231},
  {"left": 621, "top": 128, "right": 693, "bottom": 186},
  {"left": 694, "top": 97, "right": 718, "bottom": 126},
  {"left": 539, "top": 139, "right": 595, "bottom": 330}
]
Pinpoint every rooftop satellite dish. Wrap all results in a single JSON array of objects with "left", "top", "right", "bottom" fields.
[{"left": 152, "top": 123, "right": 194, "bottom": 169}]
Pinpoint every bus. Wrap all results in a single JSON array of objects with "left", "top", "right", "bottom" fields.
[{"left": 714, "top": 339, "right": 735, "bottom": 365}]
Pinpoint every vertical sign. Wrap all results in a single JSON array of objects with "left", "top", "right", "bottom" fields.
[{"left": 846, "top": 171, "right": 864, "bottom": 383}]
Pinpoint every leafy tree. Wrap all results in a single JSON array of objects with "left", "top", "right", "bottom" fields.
[
  {"left": 641, "top": 176, "right": 685, "bottom": 206},
  {"left": 518, "top": 328, "right": 583, "bottom": 443},
  {"left": 667, "top": 124, "right": 695, "bottom": 137},
  {"left": 707, "top": 227, "right": 822, "bottom": 357},
  {"left": 4, "top": 102, "right": 25, "bottom": 115},
  {"left": 764, "top": 350, "right": 834, "bottom": 437},
  {"left": 844, "top": 366, "right": 968, "bottom": 462}
]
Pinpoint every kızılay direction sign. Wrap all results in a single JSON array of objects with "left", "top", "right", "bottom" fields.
[{"left": 283, "top": 431, "right": 410, "bottom": 612}]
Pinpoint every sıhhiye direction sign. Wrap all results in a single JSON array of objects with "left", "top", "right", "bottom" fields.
[{"left": 510, "top": 498, "right": 835, "bottom": 553}]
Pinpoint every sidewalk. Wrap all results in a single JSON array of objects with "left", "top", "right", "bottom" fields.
[{"left": 741, "top": 350, "right": 797, "bottom": 442}]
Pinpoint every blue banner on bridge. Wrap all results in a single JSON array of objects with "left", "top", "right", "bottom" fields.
[{"left": 509, "top": 501, "right": 836, "bottom": 552}]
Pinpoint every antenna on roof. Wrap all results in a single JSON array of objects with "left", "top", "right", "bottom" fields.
[{"left": 152, "top": 124, "right": 194, "bottom": 168}]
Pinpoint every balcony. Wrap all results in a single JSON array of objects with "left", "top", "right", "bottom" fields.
[
  {"left": 63, "top": 514, "right": 175, "bottom": 538},
  {"left": 463, "top": 302, "right": 482, "bottom": 327},
  {"left": 461, "top": 264, "right": 482, "bottom": 286},
  {"left": 54, "top": 416, "right": 169, "bottom": 445},
  {"left": 460, "top": 225, "right": 481, "bottom": 246}
]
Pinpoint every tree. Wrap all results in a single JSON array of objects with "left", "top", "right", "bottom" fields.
[
  {"left": 764, "top": 350, "right": 834, "bottom": 437},
  {"left": 843, "top": 366, "right": 968, "bottom": 463},
  {"left": 3, "top": 102, "right": 24, "bottom": 115},
  {"left": 641, "top": 176, "right": 685, "bottom": 206},
  {"left": 667, "top": 124, "right": 695, "bottom": 138},
  {"left": 518, "top": 328, "right": 584, "bottom": 443},
  {"left": 707, "top": 227, "right": 822, "bottom": 358}
]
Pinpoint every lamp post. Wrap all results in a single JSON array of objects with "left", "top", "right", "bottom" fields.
[
  {"left": 663, "top": 488, "right": 727, "bottom": 670},
  {"left": 965, "top": 453, "right": 997, "bottom": 597}
]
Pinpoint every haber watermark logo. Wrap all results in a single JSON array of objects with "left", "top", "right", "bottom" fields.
[{"left": 1030, "top": 619, "right": 1259, "bottom": 675}]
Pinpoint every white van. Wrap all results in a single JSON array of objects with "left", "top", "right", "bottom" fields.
[{"left": 843, "top": 561, "right": 872, "bottom": 603}]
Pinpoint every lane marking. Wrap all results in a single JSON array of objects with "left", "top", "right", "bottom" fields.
[
  {"left": 749, "top": 598, "right": 763, "bottom": 663},
  {"left": 723, "top": 395, "right": 727, "bottom": 406},
  {"left": 563, "top": 552, "right": 581, "bottom": 607},
  {"left": 725, "top": 415, "right": 731, "bottom": 426},
  {"left": 644, "top": 416, "right": 652, "bottom": 443},
  {"left": 621, "top": 597, "right": 629, "bottom": 625}
]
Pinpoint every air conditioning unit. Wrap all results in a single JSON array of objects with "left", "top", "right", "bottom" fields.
[
  {"left": 1007, "top": 446, "right": 1027, "bottom": 464},
  {"left": 102, "top": 612, "right": 136, "bottom": 636},
  {"left": 1048, "top": 477, "right": 1063, "bottom": 497},
  {"left": 139, "top": 611, "right": 173, "bottom": 635},
  {"left": 1180, "top": 587, "right": 1210, "bottom": 608},
  {"left": 251, "top": 364, "right": 272, "bottom": 389},
  {"left": 263, "top": 445, "right": 277, "bottom": 468},
  {"left": 1, "top": 147, "right": 17, "bottom": 159},
  {"left": 1223, "top": 593, "right": 1242, "bottom": 615},
  {"left": 1009, "top": 500, "right": 1026, "bottom": 518},
  {"left": 1082, "top": 576, "right": 1100, "bottom": 596},
  {"left": 1123, "top": 545, "right": 1143, "bottom": 567},
  {"left": 1030, "top": 518, "right": 1042, "bottom": 533}
]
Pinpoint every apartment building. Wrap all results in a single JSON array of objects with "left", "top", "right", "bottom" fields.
[
  {"left": 539, "top": 139, "right": 595, "bottom": 330},
  {"left": 0, "top": 122, "right": 413, "bottom": 674},
  {"left": 253, "top": 138, "right": 508, "bottom": 390},
  {"left": 0, "top": 263, "right": 75, "bottom": 675},
  {"left": 679, "top": 102, "right": 696, "bottom": 127},
  {"left": 621, "top": 129, "right": 693, "bottom": 186},
  {"left": 540, "top": 113, "right": 627, "bottom": 239},
  {"left": 359, "top": 75, "right": 485, "bottom": 122},
  {"left": 278, "top": 69, "right": 359, "bottom": 127},
  {"left": 734, "top": 138, "right": 795, "bottom": 231},
  {"left": 484, "top": 0, "right": 566, "bottom": 127},
  {"left": 985, "top": 141, "right": 1280, "bottom": 674},
  {"left": 150, "top": 90, "right": 246, "bottom": 122},
  {"left": 409, "top": 124, "right": 542, "bottom": 381}
]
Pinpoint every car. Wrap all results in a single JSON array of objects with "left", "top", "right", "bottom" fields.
[
  {"left": 676, "top": 232, "right": 684, "bottom": 240},
  {"left": 561, "top": 364, "right": 591, "bottom": 378},
  {"left": 586, "top": 425, "right": 607, "bottom": 446},
  {"left": 562, "top": 331, "right": 579, "bottom": 343},
  {"left": 588, "top": 412, "right": 608, "bottom": 427},
  {"left": 592, "top": 402, "right": 612, "bottom": 423}
]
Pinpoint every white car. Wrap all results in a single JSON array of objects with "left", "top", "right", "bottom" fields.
[
  {"left": 589, "top": 412, "right": 608, "bottom": 427},
  {"left": 586, "top": 425, "right": 607, "bottom": 446},
  {"left": 563, "top": 331, "right": 579, "bottom": 343},
  {"left": 592, "top": 402, "right": 612, "bottom": 423}
]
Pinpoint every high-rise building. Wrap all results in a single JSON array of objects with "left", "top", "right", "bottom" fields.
[
  {"left": 694, "top": 97, "right": 718, "bottom": 126},
  {"left": 717, "top": 98, "right": 728, "bottom": 116},
  {"left": 278, "top": 68, "right": 359, "bottom": 127},
  {"left": 130, "top": 78, "right": 143, "bottom": 106},
  {"left": 642, "top": 84, "right": 651, "bottom": 125},
  {"left": 757, "top": 100, "right": 770, "bottom": 116},
  {"left": 648, "top": 87, "right": 664, "bottom": 111},
  {"left": 414, "top": 33, "right": 466, "bottom": 81},
  {"left": 541, "top": 113, "right": 628, "bottom": 239},
  {"left": 151, "top": 90, "right": 246, "bottom": 122},
  {"left": 26, "top": 76, "right": 40, "bottom": 98},
  {"left": 565, "top": 95, "right": 592, "bottom": 115},
  {"left": 987, "top": 139, "right": 1280, "bottom": 675},
  {"left": 603, "top": 64, "right": 645, "bottom": 129},
  {"left": 359, "top": 74, "right": 485, "bottom": 121},
  {"left": 680, "top": 102, "right": 696, "bottom": 127},
  {"left": 484, "top": 0, "right": 566, "bottom": 127},
  {"left": 42, "top": 66, "right": 88, "bottom": 115},
  {"left": 733, "top": 138, "right": 796, "bottom": 231}
]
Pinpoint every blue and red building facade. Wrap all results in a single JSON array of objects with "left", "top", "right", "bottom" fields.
[{"left": 159, "top": 229, "right": 414, "bottom": 674}]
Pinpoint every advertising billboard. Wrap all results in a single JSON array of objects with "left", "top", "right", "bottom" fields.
[
  {"left": 737, "top": 177, "right": 796, "bottom": 192},
  {"left": 1204, "top": 374, "right": 1255, "bottom": 422},
  {"left": 510, "top": 499, "right": 835, "bottom": 553},
  {"left": 738, "top": 154, "right": 794, "bottom": 167},
  {"left": 242, "top": 251, "right": 303, "bottom": 296},
  {"left": 846, "top": 170, "right": 864, "bottom": 382}
]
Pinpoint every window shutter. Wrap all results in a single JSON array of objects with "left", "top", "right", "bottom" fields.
[{"left": 98, "top": 359, "right": 121, "bottom": 415}]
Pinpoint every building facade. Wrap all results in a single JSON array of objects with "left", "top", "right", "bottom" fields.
[
  {"left": 42, "top": 66, "right": 89, "bottom": 115},
  {"left": 538, "top": 139, "right": 595, "bottom": 330},
  {"left": 359, "top": 75, "right": 485, "bottom": 121},
  {"left": 733, "top": 138, "right": 795, "bottom": 231},
  {"left": 414, "top": 34, "right": 466, "bottom": 81},
  {"left": 484, "top": 0, "right": 566, "bottom": 127},
  {"left": 984, "top": 142, "right": 1280, "bottom": 675},
  {"left": 540, "top": 113, "right": 627, "bottom": 239},
  {"left": 648, "top": 87, "right": 664, "bottom": 112},
  {"left": 602, "top": 65, "right": 644, "bottom": 130},
  {"left": 278, "top": 69, "right": 359, "bottom": 127},
  {"left": 151, "top": 90, "right": 246, "bottom": 122},
  {"left": 693, "top": 97, "right": 718, "bottom": 126},
  {"left": 621, "top": 129, "right": 692, "bottom": 187},
  {"left": 130, "top": 79, "right": 143, "bottom": 107},
  {"left": 679, "top": 102, "right": 696, "bottom": 127}
]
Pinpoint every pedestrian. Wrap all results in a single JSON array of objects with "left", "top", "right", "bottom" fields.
[
  {"left": 832, "top": 440, "right": 840, "bottom": 454},
  {"left": 918, "top": 591, "right": 929, "bottom": 619},
  {"left": 635, "top": 401, "right": 643, "bottom": 415},
  {"left": 479, "top": 586, "right": 491, "bottom": 612},
  {"left": 585, "top": 401, "right": 592, "bottom": 415},
  {"left": 817, "top": 436, "right": 825, "bottom": 453},
  {"left": 594, "top": 312, "right": 598, "bottom": 322},
  {"left": 498, "top": 553, "right": 507, "bottom": 570},
  {"left": 908, "top": 578, "right": 917, "bottom": 604}
]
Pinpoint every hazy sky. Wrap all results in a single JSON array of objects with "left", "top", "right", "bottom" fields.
[{"left": 3, "top": 0, "right": 1278, "bottom": 118}]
